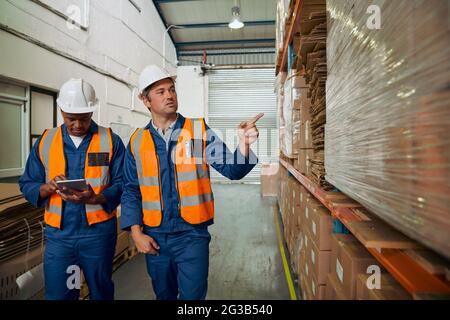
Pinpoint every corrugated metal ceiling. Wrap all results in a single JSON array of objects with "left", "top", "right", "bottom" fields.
[{"left": 153, "top": 0, "right": 277, "bottom": 52}]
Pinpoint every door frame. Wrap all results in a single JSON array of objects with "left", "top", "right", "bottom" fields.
[{"left": 29, "top": 86, "right": 57, "bottom": 151}]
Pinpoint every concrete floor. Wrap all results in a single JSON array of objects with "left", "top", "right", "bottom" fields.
[{"left": 113, "top": 184, "right": 290, "bottom": 300}]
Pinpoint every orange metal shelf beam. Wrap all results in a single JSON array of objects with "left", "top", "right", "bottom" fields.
[
  {"left": 279, "top": 158, "right": 450, "bottom": 296},
  {"left": 368, "top": 248, "right": 450, "bottom": 296},
  {"left": 277, "top": 0, "right": 303, "bottom": 74}
]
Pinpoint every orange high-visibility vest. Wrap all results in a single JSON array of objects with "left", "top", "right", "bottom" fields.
[
  {"left": 130, "top": 118, "right": 214, "bottom": 227},
  {"left": 38, "top": 126, "right": 116, "bottom": 229}
]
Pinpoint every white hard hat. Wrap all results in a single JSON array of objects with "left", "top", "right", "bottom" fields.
[
  {"left": 57, "top": 78, "right": 98, "bottom": 114},
  {"left": 138, "top": 65, "right": 177, "bottom": 94}
]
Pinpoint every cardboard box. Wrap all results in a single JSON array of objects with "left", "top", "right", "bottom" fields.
[
  {"left": 292, "top": 88, "right": 310, "bottom": 116},
  {"left": 326, "top": 273, "right": 350, "bottom": 300},
  {"left": 292, "top": 74, "right": 308, "bottom": 88},
  {"left": 303, "top": 197, "right": 323, "bottom": 228},
  {"left": 292, "top": 86, "right": 309, "bottom": 104},
  {"left": 298, "top": 149, "right": 314, "bottom": 175},
  {"left": 301, "top": 189, "right": 318, "bottom": 226},
  {"left": 297, "top": 186, "right": 312, "bottom": 231},
  {"left": 299, "top": 255, "right": 312, "bottom": 300},
  {"left": 0, "top": 183, "right": 21, "bottom": 200},
  {"left": 297, "top": 149, "right": 306, "bottom": 174},
  {"left": 356, "top": 274, "right": 411, "bottom": 300},
  {"left": 293, "top": 157, "right": 300, "bottom": 172},
  {"left": 297, "top": 229, "right": 307, "bottom": 277},
  {"left": 300, "top": 120, "right": 313, "bottom": 149},
  {"left": 300, "top": 233, "right": 329, "bottom": 300},
  {"left": 300, "top": 98, "right": 311, "bottom": 122},
  {"left": 307, "top": 203, "right": 333, "bottom": 251},
  {"left": 331, "top": 234, "right": 378, "bottom": 299},
  {"left": 297, "top": 150, "right": 306, "bottom": 174},
  {"left": 292, "top": 184, "right": 302, "bottom": 231},
  {"left": 305, "top": 229, "right": 331, "bottom": 285},
  {"left": 298, "top": 230, "right": 311, "bottom": 278},
  {"left": 306, "top": 149, "right": 314, "bottom": 176},
  {"left": 299, "top": 272, "right": 312, "bottom": 300},
  {"left": 310, "top": 276, "right": 327, "bottom": 300},
  {"left": 292, "top": 112, "right": 301, "bottom": 153},
  {"left": 260, "top": 163, "right": 279, "bottom": 197},
  {"left": 303, "top": 236, "right": 313, "bottom": 279},
  {"left": 293, "top": 36, "right": 301, "bottom": 56},
  {"left": 301, "top": 272, "right": 313, "bottom": 300}
]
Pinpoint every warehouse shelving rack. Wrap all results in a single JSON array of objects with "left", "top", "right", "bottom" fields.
[
  {"left": 275, "top": 0, "right": 450, "bottom": 298},
  {"left": 276, "top": 0, "right": 303, "bottom": 75},
  {"left": 279, "top": 158, "right": 450, "bottom": 298}
]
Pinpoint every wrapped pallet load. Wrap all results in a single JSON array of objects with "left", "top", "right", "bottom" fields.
[{"left": 325, "top": 0, "right": 450, "bottom": 258}]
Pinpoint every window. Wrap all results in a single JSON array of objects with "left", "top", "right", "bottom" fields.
[
  {"left": 30, "top": 87, "right": 57, "bottom": 149},
  {"left": 0, "top": 81, "right": 28, "bottom": 178}
]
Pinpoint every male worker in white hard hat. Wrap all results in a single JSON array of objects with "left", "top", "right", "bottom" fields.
[
  {"left": 19, "top": 79, "right": 126, "bottom": 300},
  {"left": 120, "top": 65, "right": 263, "bottom": 299}
]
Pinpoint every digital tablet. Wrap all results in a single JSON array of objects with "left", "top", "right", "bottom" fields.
[{"left": 56, "top": 179, "right": 88, "bottom": 192}]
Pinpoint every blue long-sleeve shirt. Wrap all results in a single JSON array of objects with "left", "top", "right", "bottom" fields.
[
  {"left": 120, "top": 113, "right": 257, "bottom": 233},
  {"left": 19, "top": 121, "right": 126, "bottom": 239}
]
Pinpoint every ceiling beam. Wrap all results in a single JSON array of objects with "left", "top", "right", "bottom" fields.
[
  {"left": 178, "top": 50, "right": 276, "bottom": 56},
  {"left": 174, "top": 20, "right": 275, "bottom": 29},
  {"left": 176, "top": 39, "right": 276, "bottom": 47},
  {"left": 154, "top": 0, "right": 207, "bottom": 3}
]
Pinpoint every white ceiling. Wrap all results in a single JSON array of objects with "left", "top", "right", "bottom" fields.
[{"left": 153, "top": 0, "right": 277, "bottom": 51}]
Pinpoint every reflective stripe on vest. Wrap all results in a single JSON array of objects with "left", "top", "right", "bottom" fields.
[
  {"left": 39, "top": 126, "right": 115, "bottom": 229},
  {"left": 130, "top": 128, "right": 163, "bottom": 227},
  {"left": 131, "top": 118, "right": 214, "bottom": 227}
]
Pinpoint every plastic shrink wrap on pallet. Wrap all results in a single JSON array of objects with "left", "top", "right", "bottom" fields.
[{"left": 325, "top": 0, "right": 450, "bottom": 258}]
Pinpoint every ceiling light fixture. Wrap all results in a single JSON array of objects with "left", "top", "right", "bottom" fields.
[{"left": 228, "top": 6, "right": 244, "bottom": 29}]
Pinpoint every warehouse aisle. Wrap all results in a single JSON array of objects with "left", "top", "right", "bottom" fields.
[{"left": 113, "top": 184, "right": 291, "bottom": 300}]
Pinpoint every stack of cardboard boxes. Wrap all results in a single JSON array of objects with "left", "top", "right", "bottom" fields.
[
  {"left": 278, "top": 165, "right": 332, "bottom": 300},
  {"left": 297, "top": 195, "right": 332, "bottom": 300},
  {"left": 290, "top": 1, "right": 332, "bottom": 191},
  {"left": 291, "top": 72, "right": 314, "bottom": 176},
  {"left": 260, "top": 163, "right": 279, "bottom": 197},
  {"left": 356, "top": 273, "right": 411, "bottom": 300},
  {"left": 325, "top": 233, "right": 407, "bottom": 300},
  {"left": 277, "top": 170, "right": 411, "bottom": 300},
  {"left": 327, "top": 234, "right": 372, "bottom": 299},
  {"left": 278, "top": 165, "right": 300, "bottom": 266},
  {"left": 281, "top": 71, "right": 302, "bottom": 158},
  {"left": 279, "top": 69, "right": 315, "bottom": 170}
]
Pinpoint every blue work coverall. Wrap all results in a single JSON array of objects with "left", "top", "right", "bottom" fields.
[
  {"left": 19, "top": 122, "right": 125, "bottom": 300},
  {"left": 121, "top": 113, "right": 257, "bottom": 300}
]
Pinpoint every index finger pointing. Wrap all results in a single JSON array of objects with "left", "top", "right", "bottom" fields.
[{"left": 249, "top": 113, "right": 264, "bottom": 125}]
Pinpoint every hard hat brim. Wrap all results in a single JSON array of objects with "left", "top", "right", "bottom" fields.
[
  {"left": 58, "top": 104, "right": 98, "bottom": 114},
  {"left": 139, "top": 75, "right": 177, "bottom": 94}
]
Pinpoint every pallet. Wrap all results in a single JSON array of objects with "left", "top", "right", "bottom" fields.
[
  {"left": 279, "top": 157, "right": 450, "bottom": 296},
  {"left": 128, "top": 245, "right": 138, "bottom": 259},
  {"left": 347, "top": 219, "right": 422, "bottom": 250},
  {"left": 113, "top": 248, "right": 130, "bottom": 272}
]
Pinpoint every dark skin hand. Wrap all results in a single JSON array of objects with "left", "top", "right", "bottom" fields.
[
  {"left": 57, "top": 184, "right": 106, "bottom": 205},
  {"left": 39, "top": 175, "right": 105, "bottom": 205},
  {"left": 39, "top": 175, "right": 66, "bottom": 199}
]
